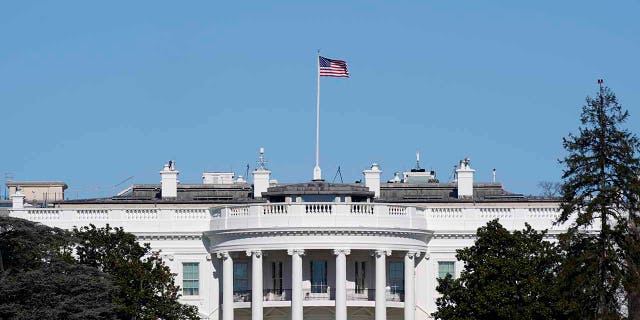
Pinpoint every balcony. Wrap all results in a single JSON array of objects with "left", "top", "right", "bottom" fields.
[{"left": 232, "top": 288, "right": 404, "bottom": 304}]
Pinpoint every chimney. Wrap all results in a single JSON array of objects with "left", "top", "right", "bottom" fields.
[
  {"left": 456, "top": 158, "right": 475, "bottom": 199},
  {"left": 363, "top": 163, "right": 382, "bottom": 198},
  {"left": 160, "top": 160, "right": 179, "bottom": 198},
  {"left": 252, "top": 147, "right": 271, "bottom": 198},
  {"left": 11, "top": 188, "right": 25, "bottom": 209}
]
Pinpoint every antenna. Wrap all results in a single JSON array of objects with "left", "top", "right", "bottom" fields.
[
  {"left": 415, "top": 151, "right": 421, "bottom": 169},
  {"left": 3, "top": 172, "right": 14, "bottom": 200},
  {"left": 332, "top": 166, "right": 344, "bottom": 183},
  {"left": 257, "top": 147, "right": 268, "bottom": 170},
  {"left": 114, "top": 176, "right": 134, "bottom": 188},
  {"left": 492, "top": 168, "right": 496, "bottom": 183},
  {"left": 245, "top": 164, "right": 250, "bottom": 178},
  {"left": 449, "top": 164, "right": 458, "bottom": 182}
]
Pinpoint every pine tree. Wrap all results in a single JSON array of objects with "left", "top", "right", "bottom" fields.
[{"left": 557, "top": 80, "right": 640, "bottom": 319}]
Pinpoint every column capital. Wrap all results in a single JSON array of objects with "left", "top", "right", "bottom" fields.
[
  {"left": 333, "top": 248, "right": 351, "bottom": 256},
  {"left": 246, "top": 250, "right": 263, "bottom": 258},
  {"left": 405, "top": 251, "right": 421, "bottom": 259},
  {"left": 287, "top": 249, "right": 305, "bottom": 256},
  {"left": 216, "top": 251, "right": 231, "bottom": 259},
  {"left": 372, "top": 249, "right": 391, "bottom": 257}
]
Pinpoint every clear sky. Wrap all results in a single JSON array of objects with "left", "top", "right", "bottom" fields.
[{"left": 2, "top": 1, "right": 639, "bottom": 199}]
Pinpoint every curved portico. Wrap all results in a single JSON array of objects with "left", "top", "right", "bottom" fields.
[{"left": 204, "top": 190, "right": 430, "bottom": 320}]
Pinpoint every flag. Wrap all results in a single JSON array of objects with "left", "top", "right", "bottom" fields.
[{"left": 319, "top": 56, "right": 349, "bottom": 78}]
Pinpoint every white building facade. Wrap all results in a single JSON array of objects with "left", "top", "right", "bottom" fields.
[{"left": 8, "top": 157, "right": 572, "bottom": 320}]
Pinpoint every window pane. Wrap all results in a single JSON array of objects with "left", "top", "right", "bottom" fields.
[
  {"left": 234, "top": 263, "right": 249, "bottom": 291},
  {"left": 389, "top": 262, "right": 404, "bottom": 292},
  {"left": 183, "top": 263, "right": 199, "bottom": 296},
  {"left": 438, "top": 261, "right": 455, "bottom": 279},
  {"left": 311, "top": 261, "right": 327, "bottom": 293}
]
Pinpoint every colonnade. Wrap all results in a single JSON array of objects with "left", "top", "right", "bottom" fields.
[{"left": 216, "top": 249, "right": 420, "bottom": 320}]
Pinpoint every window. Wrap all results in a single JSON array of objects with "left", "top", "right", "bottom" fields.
[
  {"left": 272, "top": 261, "right": 283, "bottom": 293},
  {"left": 310, "top": 260, "right": 328, "bottom": 293},
  {"left": 355, "top": 261, "right": 366, "bottom": 293},
  {"left": 183, "top": 262, "right": 199, "bottom": 296},
  {"left": 234, "top": 263, "right": 249, "bottom": 292},
  {"left": 438, "top": 261, "right": 455, "bottom": 279},
  {"left": 301, "top": 195, "right": 335, "bottom": 202},
  {"left": 388, "top": 262, "right": 404, "bottom": 294}
]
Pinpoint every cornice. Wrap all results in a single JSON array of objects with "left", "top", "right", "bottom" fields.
[
  {"left": 207, "top": 227, "right": 431, "bottom": 238},
  {"left": 135, "top": 233, "right": 203, "bottom": 241}
]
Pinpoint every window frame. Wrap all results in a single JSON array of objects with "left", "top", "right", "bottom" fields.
[
  {"left": 182, "top": 262, "right": 200, "bottom": 296},
  {"left": 438, "top": 261, "right": 456, "bottom": 279}
]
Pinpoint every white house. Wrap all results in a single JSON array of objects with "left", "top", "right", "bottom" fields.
[{"left": 8, "top": 151, "right": 575, "bottom": 320}]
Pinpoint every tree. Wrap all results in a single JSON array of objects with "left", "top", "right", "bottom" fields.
[
  {"left": 432, "top": 220, "right": 563, "bottom": 320},
  {"left": 0, "top": 216, "right": 72, "bottom": 272},
  {"left": 557, "top": 81, "right": 640, "bottom": 319},
  {"left": 0, "top": 217, "right": 120, "bottom": 320},
  {"left": 73, "top": 224, "right": 200, "bottom": 320},
  {"left": 538, "top": 181, "right": 562, "bottom": 197}
]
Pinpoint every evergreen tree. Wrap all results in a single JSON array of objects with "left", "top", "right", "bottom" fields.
[
  {"left": 432, "top": 220, "right": 563, "bottom": 320},
  {"left": 73, "top": 224, "right": 200, "bottom": 320},
  {"left": 557, "top": 81, "right": 640, "bottom": 319},
  {"left": 0, "top": 217, "right": 120, "bottom": 319}
]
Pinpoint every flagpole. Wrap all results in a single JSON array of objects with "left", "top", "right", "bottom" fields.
[{"left": 313, "top": 50, "right": 322, "bottom": 181}]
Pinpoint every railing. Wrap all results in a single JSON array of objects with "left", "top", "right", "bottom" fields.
[
  {"left": 235, "top": 288, "right": 400, "bottom": 303},
  {"left": 347, "top": 289, "right": 375, "bottom": 301},
  {"left": 350, "top": 204, "right": 374, "bottom": 214},
  {"left": 233, "top": 290, "right": 251, "bottom": 302},
  {"left": 263, "top": 289, "right": 291, "bottom": 301},
  {"left": 305, "top": 203, "right": 333, "bottom": 214},
  {"left": 212, "top": 203, "right": 426, "bottom": 230},
  {"left": 387, "top": 288, "right": 404, "bottom": 302},
  {"left": 263, "top": 204, "right": 288, "bottom": 215},
  {"left": 303, "top": 285, "right": 333, "bottom": 300}
]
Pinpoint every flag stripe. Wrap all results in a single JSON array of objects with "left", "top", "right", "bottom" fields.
[{"left": 319, "top": 56, "right": 349, "bottom": 78}]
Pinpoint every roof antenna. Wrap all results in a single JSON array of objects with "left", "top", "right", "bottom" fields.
[
  {"left": 449, "top": 164, "right": 458, "bottom": 182},
  {"left": 257, "top": 147, "right": 267, "bottom": 170},
  {"left": 332, "top": 166, "right": 343, "bottom": 183},
  {"left": 245, "top": 163, "right": 250, "bottom": 179},
  {"left": 415, "top": 151, "right": 421, "bottom": 170},
  {"left": 492, "top": 168, "right": 496, "bottom": 183}
]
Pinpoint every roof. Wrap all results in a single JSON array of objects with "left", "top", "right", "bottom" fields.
[
  {"left": 379, "top": 182, "right": 557, "bottom": 203},
  {"left": 6, "top": 181, "right": 68, "bottom": 189},
  {"left": 262, "top": 181, "right": 374, "bottom": 198},
  {"left": 61, "top": 183, "right": 261, "bottom": 204},
  {"left": 55, "top": 181, "right": 558, "bottom": 205}
]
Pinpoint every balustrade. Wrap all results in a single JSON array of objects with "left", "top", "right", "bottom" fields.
[
  {"left": 263, "top": 289, "right": 291, "bottom": 301},
  {"left": 233, "top": 290, "right": 251, "bottom": 302}
]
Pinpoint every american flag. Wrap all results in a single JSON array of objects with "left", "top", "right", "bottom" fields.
[{"left": 319, "top": 56, "right": 349, "bottom": 78}]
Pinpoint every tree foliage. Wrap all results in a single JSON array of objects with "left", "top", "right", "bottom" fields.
[
  {"left": 73, "top": 224, "right": 200, "bottom": 320},
  {"left": 432, "top": 220, "right": 563, "bottom": 320},
  {"left": 557, "top": 83, "right": 640, "bottom": 319},
  {"left": 0, "top": 217, "right": 199, "bottom": 320},
  {"left": 0, "top": 217, "right": 120, "bottom": 319}
]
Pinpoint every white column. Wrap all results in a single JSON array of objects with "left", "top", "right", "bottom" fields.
[
  {"left": 334, "top": 249, "right": 350, "bottom": 320},
  {"left": 247, "top": 250, "right": 263, "bottom": 320},
  {"left": 374, "top": 249, "right": 391, "bottom": 320},
  {"left": 288, "top": 249, "right": 305, "bottom": 320},
  {"left": 217, "top": 251, "right": 234, "bottom": 320},
  {"left": 404, "top": 251, "right": 419, "bottom": 320}
]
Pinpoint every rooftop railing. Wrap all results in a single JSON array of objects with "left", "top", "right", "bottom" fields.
[{"left": 211, "top": 203, "right": 426, "bottom": 230}]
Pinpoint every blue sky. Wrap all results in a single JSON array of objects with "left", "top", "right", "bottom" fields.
[{"left": 1, "top": 1, "right": 639, "bottom": 199}]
